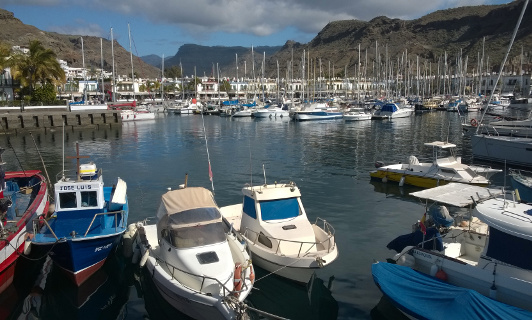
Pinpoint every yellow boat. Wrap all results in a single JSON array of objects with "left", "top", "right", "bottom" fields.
[{"left": 370, "top": 141, "right": 501, "bottom": 189}]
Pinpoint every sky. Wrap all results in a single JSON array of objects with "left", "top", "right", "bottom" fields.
[{"left": 1, "top": 0, "right": 512, "bottom": 58}]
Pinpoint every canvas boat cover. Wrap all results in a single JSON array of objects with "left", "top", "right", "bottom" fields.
[
  {"left": 156, "top": 187, "right": 221, "bottom": 229},
  {"left": 410, "top": 183, "right": 503, "bottom": 207},
  {"left": 372, "top": 262, "right": 532, "bottom": 320}
]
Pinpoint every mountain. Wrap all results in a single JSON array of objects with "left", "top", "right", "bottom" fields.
[
  {"left": 145, "top": 44, "right": 282, "bottom": 77},
  {"left": 265, "top": 0, "right": 532, "bottom": 78},
  {"left": 0, "top": 8, "right": 161, "bottom": 78}
]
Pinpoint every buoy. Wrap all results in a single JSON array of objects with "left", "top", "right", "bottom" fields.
[
  {"left": 430, "top": 264, "right": 438, "bottom": 277},
  {"left": 470, "top": 118, "right": 478, "bottom": 127},
  {"left": 399, "top": 176, "right": 406, "bottom": 187},
  {"left": 435, "top": 269, "right": 448, "bottom": 281},
  {"left": 233, "top": 262, "right": 243, "bottom": 297},
  {"left": 139, "top": 248, "right": 150, "bottom": 267},
  {"left": 47, "top": 203, "right": 55, "bottom": 215}
]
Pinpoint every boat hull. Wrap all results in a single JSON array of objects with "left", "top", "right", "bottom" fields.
[
  {"left": 121, "top": 111, "right": 156, "bottom": 121},
  {"left": 510, "top": 175, "right": 532, "bottom": 203},
  {"left": 293, "top": 112, "right": 343, "bottom": 121},
  {"left": 33, "top": 233, "right": 122, "bottom": 286},
  {"left": 471, "top": 134, "right": 532, "bottom": 166}
]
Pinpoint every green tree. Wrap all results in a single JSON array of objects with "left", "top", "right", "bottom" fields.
[
  {"left": 220, "top": 79, "right": 231, "bottom": 93},
  {"left": 184, "top": 77, "right": 201, "bottom": 93},
  {"left": 10, "top": 40, "right": 66, "bottom": 98},
  {"left": 32, "top": 83, "right": 56, "bottom": 103}
]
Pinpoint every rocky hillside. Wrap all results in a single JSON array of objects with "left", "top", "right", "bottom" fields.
[
  {"left": 0, "top": 9, "right": 161, "bottom": 78},
  {"left": 265, "top": 0, "right": 532, "bottom": 78}
]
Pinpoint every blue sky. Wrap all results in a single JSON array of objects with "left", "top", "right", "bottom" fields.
[{"left": 2, "top": 0, "right": 511, "bottom": 58}]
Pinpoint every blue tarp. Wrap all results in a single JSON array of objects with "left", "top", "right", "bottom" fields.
[
  {"left": 381, "top": 104, "right": 398, "bottom": 112},
  {"left": 372, "top": 262, "right": 532, "bottom": 320},
  {"left": 222, "top": 100, "right": 240, "bottom": 106},
  {"left": 241, "top": 101, "right": 257, "bottom": 107}
]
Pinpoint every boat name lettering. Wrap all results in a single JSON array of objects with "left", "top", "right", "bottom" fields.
[
  {"left": 413, "top": 249, "right": 432, "bottom": 259},
  {"left": 95, "top": 243, "right": 112, "bottom": 252},
  {"left": 59, "top": 185, "right": 92, "bottom": 191}
]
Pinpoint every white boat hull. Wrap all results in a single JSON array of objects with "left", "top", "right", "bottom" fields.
[
  {"left": 471, "top": 134, "right": 532, "bottom": 166},
  {"left": 121, "top": 111, "right": 156, "bottom": 122}
]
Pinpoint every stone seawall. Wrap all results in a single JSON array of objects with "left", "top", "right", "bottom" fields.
[{"left": 0, "top": 110, "right": 122, "bottom": 134}]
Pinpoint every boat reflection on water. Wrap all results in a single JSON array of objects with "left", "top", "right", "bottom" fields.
[
  {"left": 14, "top": 251, "right": 132, "bottom": 320},
  {"left": 246, "top": 266, "right": 338, "bottom": 320},
  {"left": 369, "top": 179, "right": 422, "bottom": 200},
  {"left": 370, "top": 295, "right": 409, "bottom": 320}
]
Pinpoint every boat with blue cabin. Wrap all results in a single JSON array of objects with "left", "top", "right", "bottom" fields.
[
  {"left": 371, "top": 103, "right": 413, "bottom": 120},
  {"left": 32, "top": 143, "right": 128, "bottom": 286}
]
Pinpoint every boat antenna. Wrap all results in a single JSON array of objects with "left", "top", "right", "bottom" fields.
[
  {"left": 29, "top": 132, "right": 53, "bottom": 195},
  {"left": 263, "top": 164, "right": 266, "bottom": 185},
  {"left": 476, "top": 0, "right": 528, "bottom": 133},
  {"left": 200, "top": 103, "right": 214, "bottom": 193},
  {"left": 62, "top": 120, "right": 65, "bottom": 180},
  {"left": 249, "top": 132, "right": 253, "bottom": 189}
]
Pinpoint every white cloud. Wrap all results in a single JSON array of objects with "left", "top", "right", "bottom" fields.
[
  {"left": 48, "top": 21, "right": 106, "bottom": 37},
  {"left": 8, "top": 0, "right": 511, "bottom": 39}
]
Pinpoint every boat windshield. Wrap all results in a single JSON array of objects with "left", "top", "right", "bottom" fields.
[
  {"left": 167, "top": 222, "right": 226, "bottom": 249},
  {"left": 259, "top": 197, "right": 301, "bottom": 221}
]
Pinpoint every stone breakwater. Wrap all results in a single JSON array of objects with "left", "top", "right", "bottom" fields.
[{"left": 0, "top": 110, "right": 122, "bottom": 134}]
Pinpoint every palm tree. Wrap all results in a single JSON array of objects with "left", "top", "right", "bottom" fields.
[{"left": 9, "top": 40, "right": 66, "bottom": 97}]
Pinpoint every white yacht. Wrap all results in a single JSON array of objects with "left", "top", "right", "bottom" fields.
[
  {"left": 131, "top": 187, "right": 254, "bottom": 320},
  {"left": 371, "top": 103, "right": 413, "bottom": 119},
  {"left": 220, "top": 181, "right": 338, "bottom": 284}
]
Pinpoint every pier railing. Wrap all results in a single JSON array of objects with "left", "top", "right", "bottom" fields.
[{"left": 242, "top": 217, "right": 336, "bottom": 258}]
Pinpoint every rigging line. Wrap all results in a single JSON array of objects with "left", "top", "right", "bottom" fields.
[
  {"left": 29, "top": 132, "right": 53, "bottom": 195},
  {"left": 200, "top": 108, "right": 215, "bottom": 193},
  {"left": 476, "top": 0, "right": 529, "bottom": 133}
]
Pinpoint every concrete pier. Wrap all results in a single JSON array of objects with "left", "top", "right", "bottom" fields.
[{"left": 0, "top": 110, "right": 122, "bottom": 134}]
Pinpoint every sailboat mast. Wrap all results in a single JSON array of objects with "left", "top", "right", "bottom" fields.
[
  {"left": 111, "top": 27, "right": 116, "bottom": 103},
  {"left": 81, "top": 37, "right": 87, "bottom": 102},
  {"left": 128, "top": 23, "right": 135, "bottom": 102},
  {"left": 100, "top": 38, "right": 104, "bottom": 103}
]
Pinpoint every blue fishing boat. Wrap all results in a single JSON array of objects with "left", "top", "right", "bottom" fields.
[
  {"left": 509, "top": 168, "right": 532, "bottom": 203},
  {"left": 32, "top": 143, "right": 128, "bottom": 286},
  {"left": 372, "top": 262, "right": 532, "bottom": 319}
]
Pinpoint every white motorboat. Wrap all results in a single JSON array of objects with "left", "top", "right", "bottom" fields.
[
  {"left": 253, "top": 105, "right": 290, "bottom": 118},
  {"left": 391, "top": 183, "right": 532, "bottom": 312},
  {"left": 371, "top": 103, "right": 413, "bottom": 119},
  {"left": 292, "top": 102, "right": 343, "bottom": 121},
  {"left": 343, "top": 111, "right": 371, "bottom": 121},
  {"left": 220, "top": 181, "right": 338, "bottom": 284},
  {"left": 370, "top": 141, "right": 501, "bottom": 188},
  {"left": 121, "top": 108, "right": 156, "bottom": 121},
  {"left": 130, "top": 187, "right": 254, "bottom": 320},
  {"left": 471, "top": 134, "right": 532, "bottom": 167}
]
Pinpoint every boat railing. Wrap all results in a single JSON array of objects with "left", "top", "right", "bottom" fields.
[
  {"left": 242, "top": 217, "right": 336, "bottom": 257},
  {"left": 33, "top": 209, "right": 126, "bottom": 240},
  {"left": 153, "top": 255, "right": 250, "bottom": 297}
]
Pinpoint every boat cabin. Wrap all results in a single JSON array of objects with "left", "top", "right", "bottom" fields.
[
  {"left": 239, "top": 183, "right": 317, "bottom": 254},
  {"left": 54, "top": 163, "right": 105, "bottom": 212}
]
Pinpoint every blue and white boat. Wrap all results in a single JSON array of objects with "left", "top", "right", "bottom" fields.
[
  {"left": 371, "top": 103, "right": 413, "bottom": 120},
  {"left": 372, "top": 262, "right": 532, "bottom": 319},
  {"left": 292, "top": 102, "right": 343, "bottom": 121},
  {"left": 510, "top": 168, "right": 532, "bottom": 203},
  {"left": 32, "top": 144, "right": 128, "bottom": 286}
]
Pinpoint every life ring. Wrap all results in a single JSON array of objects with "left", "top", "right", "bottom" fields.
[
  {"left": 470, "top": 119, "right": 478, "bottom": 127},
  {"left": 233, "top": 262, "right": 242, "bottom": 297}
]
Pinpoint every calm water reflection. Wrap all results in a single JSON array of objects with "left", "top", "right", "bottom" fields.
[{"left": 1, "top": 111, "right": 504, "bottom": 319}]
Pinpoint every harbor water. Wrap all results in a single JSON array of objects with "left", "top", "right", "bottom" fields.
[{"left": 1, "top": 111, "right": 507, "bottom": 320}]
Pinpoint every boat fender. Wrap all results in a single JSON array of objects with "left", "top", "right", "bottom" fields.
[
  {"left": 399, "top": 176, "right": 406, "bottom": 187},
  {"left": 122, "top": 224, "right": 137, "bottom": 259},
  {"left": 233, "top": 262, "right": 243, "bottom": 297},
  {"left": 24, "top": 233, "right": 34, "bottom": 255},
  {"left": 249, "top": 264, "right": 255, "bottom": 284},
  {"left": 139, "top": 247, "right": 150, "bottom": 267},
  {"left": 47, "top": 203, "right": 55, "bottom": 215},
  {"left": 429, "top": 264, "right": 438, "bottom": 277},
  {"left": 515, "top": 189, "right": 521, "bottom": 202},
  {"left": 435, "top": 269, "right": 448, "bottom": 281},
  {"left": 470, "top": 118, "right": 478, "bottom": 127},
  {"left": 395, "top": 254, "right": 415, "bottom": 267},
  {"left": 489, "top": 284, "right": 497, "bottom": 299},
  {"left": 382, "top": 176, "right": 388, "bottom": 183}
]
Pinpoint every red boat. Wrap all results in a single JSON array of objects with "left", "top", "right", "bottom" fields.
[{"left": 0, "top": 148, "right": 49, "bottom": 293}]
